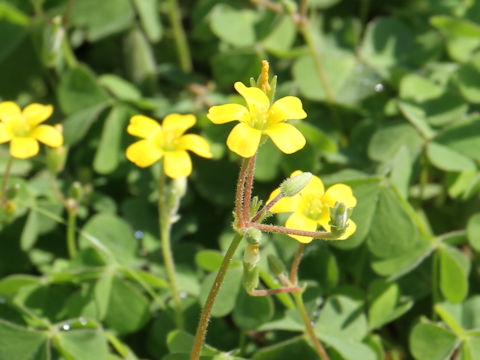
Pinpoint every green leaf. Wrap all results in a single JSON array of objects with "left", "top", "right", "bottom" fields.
[
  {"left": 435, "top": 116, "right": 480, "bottom": 159},
  {"left": 467, "top": 213, "right": 480, "bottom": 251},
  {"left": 255, "top": 140, "right": 282, "bottom": 181},
  {"left": 317, "top": 334, "right": 376, "bottom": 360},
  {"left": 63, "top": 102, "right": 109, "bottom": 146},
  {"left": 233, "top": 290, "right": 273, "bottom": 330},
  {"left": 409, "top": 321, "right": 458, "bottom": 360},
  {"left": 390, "top": 146, "right": 412, "bottom": 199},
  {"left": 427, "top": 142, "right": 475, "bottom": 172},
  {"left": 93, "top": 105, "right": 129, "bottom": 174},
  {"left": 124, "top": 26, "right": 157, "bottom": 86},
  {"left": 456, "top": 55, "right": 480, "bottom": 103},
  {"left": 105, "top": 277, "right": 150, "bottom": 335},
  {"left": 359, "top": 17, "right": 414, "bottom": 79},
  {"left": 0, "top": 3, "right": 29, "bottom": 63},
  {"left": 199, "top": 266, "right": 242, "bottom": 317},
  {"left": 55, "top": 327, "right": 108, "bottom": 360},
  {"left": 252, "top": 336, "right": 319, "bottom": 360},
  {"left": 80, "top": 213, "right": 138, "bottom": 265},
  {"left": 70, "top": 0, "right": 135, "bottom": 41},
  {"left": 166, "top": 330, "right": 218, "bottom": 355},
  {"left": 195, "top": 250, "right": 225, "bottom": 271},
  {"left": 209, "top": 5, "right": 257, "bottom": 47},
  {"left": 295, "top": 122, "right": 337, "bottom": 153},
  {"left": 20, "top": 209, "right": 38, "bottom": 251},
  {"left": 211, "top": 50, "right": 262, "bottom": 88},
  {"left": 430, "top": 15, "right": 480, "bottom": 38},
  {"left": 367, "top": 186, "right": 419, "bottom": 258},
  {"left": 368, "top": 122, "right": 423, "bottom": 162},
  {"left": 262, "top": 15, "right": 297, "bottom": 53},
  {"left": 462, "top": 337, "right": 480, "bottom": 360},
  {"left": 0, "top": 320, "right": 47, "bottom": 360},
  {"left": 58, "top": 65, "right": 111, "bottom": 115},
  {"left": 98, "top": 74, "right": 142, "bottom": 102},
  {"left": 315, "top": 294, "right": 368, "bottom": 341},
  {"left": 299, "top": 245, "right": 339, "bottom": 291},
  {"left": 440, "top": 245, "right": 470, "bottom": 303},
  {"left": 368, "top": 279, "right": 413, "bottom": 329},
  {"left": 292, "top": 50, "right": 380, "bottom": 106},
  {"left": 0, "top": 274, "right": 40, "bottom": 295},
  {"left": 132, "top": 0, "right": 162, "bottom": 43}
]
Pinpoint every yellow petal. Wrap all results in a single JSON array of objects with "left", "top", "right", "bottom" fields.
[
  {"left": 164, "top": 150, "right": 192, "bottom": 178},
  {"left": 269, "top": 96, "right": 307, "bottom": 124},
  {"left": 10, "top": 137, "right": 39, "bottom": 159},
  {"left": 267, "top": 187, "right": 300, "bottom": 213},
  {"left": 162, "top": 114, "right": 196, "bottom": 136},
  {"left": 126, "top": 139, "right": 163, "bottom": 167},
  {"left": 0, "top": 101, "right": 21, "bottom": 121},
  {"left": 234, "top": 82, "right": 270, "bottom": 115},
  {"left": 338, "top": 220, "right": 356, "bottom": 240},
  {"left": 178, "top": 134, "right": 212, "bottom": 158},
  {"left": 207, "top": 104, "right": 248, "bottom": 124},
  {"left": 22, "top": 103, "right": 53, "bottom": 126},
  {"left": 264, "top": 122, "right": 306, "bottom": 154},
  {"left": 285, "top": 212, "right": 318, "bottom": 244},
  {"left": 226, "top": 123, "right": 262, "bottom": 158},
  {"left": 303, "top": 174, "right": 324, "bottom": 195},
  {"left": 32, "top": 125, "right": 63, "bottom": 148},
  {"left": 127, "top": 115, "right": 161, "bottom": 139},
  {"left": 0, "top": 123, "right": 11, "bottom": 143},
  {"left": 322, "top": 184, "right": 357, "bottom": 208}
]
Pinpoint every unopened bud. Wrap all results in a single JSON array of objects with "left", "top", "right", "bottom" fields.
[
  {"left": 172, "top": 177, "right": 187, "bottom": 198},
  {"left": 242, "top": 264, "right": 260, "bottom": 293},
  {"left": 329, "top": 202, "right": 348, "bottom": 236},
  {"left": 243, "top": 243, "right": 260, "bottom": 269},
  {"left": 46, "top": 145, "right": 68, "bottom": 173},
  {"left": 4, "top": 200, "right": 15, "bottom": 215},
  {"left": 280, "top": 172, "right": 312, "bottom": 197},
  {"left": 68, "top": 182, "right": 83, "bottom": 201},
  {"left": 267, "top": 254, "right": 285, "bottom": 276},
  {"left": 245, "top": 227, "right": 262, "bottom": 245}
]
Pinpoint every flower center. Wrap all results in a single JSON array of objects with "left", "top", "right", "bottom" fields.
[
  {"left": 154, "top": 130, "right": 179, "bottom": 152},
  {"left": 249, "top": 105, "right": 270, "bottom": 130},
  {"left": 300, "top": 193, "right": 325, "bottom": 221},
  {"left": 7, "top": 118, "right": 31, "bottom": 138}
]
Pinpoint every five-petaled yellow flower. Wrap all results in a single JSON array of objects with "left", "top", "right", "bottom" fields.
[
  {"left": 0, "top": 102, "right": 63, "bottom": 159},
  {"left": 268, "top": 171, "right": 357, "bottom": 243},
  {"left": 207, "top": 82, "right": 307, "bottom": 158},
  {"left": 126, "top": 113, "right": 213, "bottom": 178}
]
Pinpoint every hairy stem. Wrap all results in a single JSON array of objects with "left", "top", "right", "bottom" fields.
[
  {"left": 243, "top": 155, "right": 257, "bottom": 223},
  {"left": 158, "top": 168, "right": 184, "bottom": 329},
  {"left": 247, "top": 222, "right": 339, "bottom": 240},
  {"left": 0, "top": 157, "right": 13, "bottom": 208},
  {"left": 235, "top": 159, "right": 250, "bottom": 229},
  {"left": 290, "top": 244, "right": 305, "bottom": 284},
  {"left": 190, "top": 233, "right": 243, "bottom": 360}
]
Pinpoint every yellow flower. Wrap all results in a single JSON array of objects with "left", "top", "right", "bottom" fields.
[
  {"left": 126, "top": 113, "right": 213, "bottom": 178},
  {"left": 0, "top": 102, "right": 63, "bottom": 159},
  {"left": 207, "top": 82, "right": 307, "bottom": 158},
  {"left": 268, "top": 171, "right": 357, "bottom": 243}
]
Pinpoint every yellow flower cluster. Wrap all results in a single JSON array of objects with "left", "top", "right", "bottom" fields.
[{"left": 0, "top": 102, "right": 63, "bottom": 159}]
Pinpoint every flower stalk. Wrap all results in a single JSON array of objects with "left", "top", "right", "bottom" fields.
[
  {"left": 0, "top": 157, "right": 13, "bottom": 208},
  {"left": 190, "top": 233, "right": 243, "bottom": 360},
  {"left": 167, "top": 0, "right": 192, "bottom": 72},
  {"left": 158, "top": 164, "right": 184, "bottom": 329}
]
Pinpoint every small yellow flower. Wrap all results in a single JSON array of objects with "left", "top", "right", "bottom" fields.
[
  {"left": 207, "top": 82, "right": 307, "bottom": 158},
  {"left": 126, "top": 113, "right": 213, "bottom": 178},
  {"left": 268, "top": 171, "right": 357, "bottom": 243},
  {"left": 0, "top": 101, "right": 63, "bottom": 159}
]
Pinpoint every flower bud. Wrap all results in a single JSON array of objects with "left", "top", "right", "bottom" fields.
[
  {"left": 242, "top": 263, "right": 260, "bottom": 294},
  {"left": 267, "top": 254, "right": 285, "bottom": 276},
  {"left": 280, "top": 172, "right": 312, "bottom": 197},
  {"left": 243, "top": 243, "right": 260, "bottom": 269},
  {"left": 244, "top": 227, "right": 262, "bottom": 245},
  {"left": 46, "top": 145, "right": 68, "bottom": 173},
  {"left": 329, "top": 202, "right": 348, "bottom": 237},
  {"left": 68, "top": 182, "right": 83, "bottom": 201},
  {"left": 172, "top": 177, "right": 187, "bottom": 198}
]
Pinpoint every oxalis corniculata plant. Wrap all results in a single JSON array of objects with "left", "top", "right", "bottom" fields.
[{"left": 189, "top": 61, "right": 357, "bottom": 360}]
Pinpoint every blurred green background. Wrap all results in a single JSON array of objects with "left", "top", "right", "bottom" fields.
[{"left": 2, "top": 0, "right": 480, "bottom": 359}]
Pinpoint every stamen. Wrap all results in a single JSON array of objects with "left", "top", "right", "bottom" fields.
[{"left": 261, "top": 60, "right": 271, "bottom": 93}]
